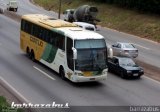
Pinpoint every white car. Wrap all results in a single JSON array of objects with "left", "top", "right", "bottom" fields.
[
  {"left": 112, "top": 42, "right": 138, "bottom": 58},
  {"left": 73, "top": 22, "right": 96, "bottom": 31},
  {"left": 7, "top": 0, "right": 18, "bottom": 12}
]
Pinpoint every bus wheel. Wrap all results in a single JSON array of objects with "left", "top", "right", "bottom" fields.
[
  {"left": 60, "top": 67, "right": 65, "bottom": 80},
  {"left": 26, "top": 47, "right": 30, "bottom": 58},
  {"left": 30, "top": 50, "right": 35, "bottom": 62}
]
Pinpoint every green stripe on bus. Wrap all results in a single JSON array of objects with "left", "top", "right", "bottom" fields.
[
  {"left": 41, "top": 44, "right": 58, "bottom": 63},
  {"left": 92, "top": 70, "right": 102, "bottom": 76},
  {"left": 52, "top": 29, "right": 65, "bottom": 35}
]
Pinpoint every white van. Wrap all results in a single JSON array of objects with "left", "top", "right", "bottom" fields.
[
  {"left": 7, "top": 0, "right": 18, "bottom": 12},
  {"left": 73, "top": 22, "right": 96, "bottom": 31}
]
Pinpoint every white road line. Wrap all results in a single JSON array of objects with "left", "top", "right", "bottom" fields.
[
  {"left": 143, "top": 76, "right": 160, "bottom": 85},
  {"left": 0, "top": 76, "right": 30, "bottom": 103},
  {"left": 33, "top": 66, "right": 55, "bottom": 80},
  {"left": 133, "top": 43, "right": 150, "bottom": 50}
]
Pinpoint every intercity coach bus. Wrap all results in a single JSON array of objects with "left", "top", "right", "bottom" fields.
[{"left": 20, "top": 14, "right": 108, "bottom": 82}]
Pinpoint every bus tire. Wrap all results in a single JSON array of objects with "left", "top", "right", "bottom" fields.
[
  {"left": 30, "top": 50, "right": 35, "bottom": 62},
  {"left": 59, "top": 67, "right": 65, "bottom": 80},
  {"left": 120, "top": 71, "right": 125, "bottom": 79},
  {"left": 26, "top": 47, "right": 30, "bottom": 58}
]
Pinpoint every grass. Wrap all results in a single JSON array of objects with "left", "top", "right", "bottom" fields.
[
  {"left": 33, "top": 0, "right": 160, "bottom": 42},
  {"left": 0, "top": 96, "right": 24, "bottom": 112}
]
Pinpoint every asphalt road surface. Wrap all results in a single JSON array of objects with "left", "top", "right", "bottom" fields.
[{"left": 0, "top": 0, "right": 160, "bottom": 112}]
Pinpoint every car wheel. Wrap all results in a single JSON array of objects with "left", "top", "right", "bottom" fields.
[
  {"left": 59, "top": 67, "right": 65, "bottom": 80},
  {"left": 30, "top": 50, "right": 36, "bottom": 62},
  {"left": 120, "top": 71, "right": 125, "bottom": 79},
  {"left": 136, "top": 75, "right": 141, "bottom": 79},
  {"left": 26, "top": 47, "right": 30, "bottom": 58}
]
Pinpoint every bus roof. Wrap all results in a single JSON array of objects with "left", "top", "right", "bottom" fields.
[
  {"left": 22, "top": 14, "right": 77, "bottom": 28},
  {"left": 22, "top": 14, "right": 104, "bottom": 40},
  {"left": 56, "top": 27, "right": 104, "bottom": 40}
]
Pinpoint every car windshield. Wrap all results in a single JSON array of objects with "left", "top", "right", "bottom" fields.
[
  {"left": 123, "top": 43, "right": 135, "bottom": 48},
  {"left": 85, "top": 27, "right": 95, "bottom": 31},
  {"left": 119, "top": 58, "right": 136, "bottom": 66},
  {"left": 75, "top": 39, "right": 107, "bottom": 71}
]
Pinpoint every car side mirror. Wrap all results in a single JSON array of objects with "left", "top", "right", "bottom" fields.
[
  {"left": 108, "top": 47, "right": 113, "bottom": 58},
  {"left": 72, "top": 47, "right": 77, "bottom": 60}
]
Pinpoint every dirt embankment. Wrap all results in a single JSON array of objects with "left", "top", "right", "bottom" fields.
[{"left": 136, "top": 60, "right": 160, "bottom": 81}]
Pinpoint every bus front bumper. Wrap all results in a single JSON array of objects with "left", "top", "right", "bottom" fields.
[{"left": 71, "top": 74, "right": 107, "bottom": 83}]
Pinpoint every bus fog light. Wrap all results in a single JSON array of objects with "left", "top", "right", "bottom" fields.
[
  {"left": 103, "top": 71, "right": 107, "bottom": 74},
  {"left": 78, "top": 73, "right": 83, "bottom": 76},
  {"left": 75, "top": 72, "right": 83, "bottom": 76}
]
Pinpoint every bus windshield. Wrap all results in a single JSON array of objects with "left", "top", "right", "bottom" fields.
[{"left": 75, "top": 39, "right": 107, "bottom": 71}]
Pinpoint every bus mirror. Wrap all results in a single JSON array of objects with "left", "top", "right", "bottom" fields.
[
  {"left": 108, "top": 47, "right": 113, "bottom": 58},
  {"left": 72, "top": 47, "right": 77, "bottom": 60}
]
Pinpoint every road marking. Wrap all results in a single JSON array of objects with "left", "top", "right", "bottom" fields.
[
  {"left": 133, "top": 43, "right": 150, "bottom": 50},
  {"left": 0, "top": 76, "right": 30, "bottom": 103},
  {"left": 33, "top": 66, "right": 55, "bottom": 80},
  {"left": 143, "top": 76, "right": 160, "bottom": 85}
]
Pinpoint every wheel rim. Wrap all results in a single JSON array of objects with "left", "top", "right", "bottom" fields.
[
  {"left": 60, "top": 68, "right": 65, "bottom": 79},
  {"left": 120, "top": 72, "right": 124, "bottom": 78},
  {"left": 31, "top": 51, "right": 35, "bottom": 61}
]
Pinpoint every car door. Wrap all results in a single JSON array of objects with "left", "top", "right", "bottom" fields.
[
  {"left": 112, "top": 43, "right": 118, "bottom": 56},
  {"left": 108, "top": 58, "right": 115, "bottom": 71},
  {"left": 112, "top": 43, "right": 121, "bottom": 56},
  {"left": 113, "top": 58, "right": 121, "bottom": 74},
  {"left": 116, "top": 43, "right": 122, "bottom": 56}
]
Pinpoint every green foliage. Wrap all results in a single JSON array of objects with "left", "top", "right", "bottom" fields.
[
  {"left": 96, "top": 0, "right": 160, "bottom": 14},
  {"left": 0, "top": 96, "right": 24, "bottom": 112},
  {"left": 0, "top": 96, "right": 9, "bottom": 110}
]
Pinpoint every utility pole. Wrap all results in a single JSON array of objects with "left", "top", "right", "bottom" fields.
[{"left": 58, "top": 0, "right": 62, "bottom": 19}]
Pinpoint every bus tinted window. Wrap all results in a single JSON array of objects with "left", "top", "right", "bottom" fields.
[{"left": 21, "top": 20, "right": 32, "bottom": 34}]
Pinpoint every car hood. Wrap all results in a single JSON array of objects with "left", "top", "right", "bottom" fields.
[{"left": 121, "top": 66, "right": 141, "bottom": 71}]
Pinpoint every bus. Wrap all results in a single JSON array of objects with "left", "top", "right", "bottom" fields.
[{"left": 20, "top": 14, "right": 108, "bottom": 82}]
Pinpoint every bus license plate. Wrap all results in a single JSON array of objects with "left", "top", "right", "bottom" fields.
[{"left": 90, "top": 78, "right": 95, "bottom": 81}]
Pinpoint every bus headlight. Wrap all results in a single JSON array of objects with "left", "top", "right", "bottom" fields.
[
  {"left": 102, "top": 71, "right": 107, "bottom": 75},
  {"left": 75, "top": 72, "right": 83, "bottom": 76}
]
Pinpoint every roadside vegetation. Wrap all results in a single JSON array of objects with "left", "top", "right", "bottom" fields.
[
  {"left": 33, "top": 0, "right": 160, "bottom": 42},
  {"left": 0, "top": 96, "right": 23, "bottom": 112}
]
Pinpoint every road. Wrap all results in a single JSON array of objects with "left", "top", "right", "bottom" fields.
[{"left": 0, "top": 0, "right": 160, "bottom": 112}]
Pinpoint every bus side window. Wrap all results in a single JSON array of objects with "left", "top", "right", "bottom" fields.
[
  {"left": 21, "top": 20, "right": 25, "bottom": 31},
  {"left": 38, "top": 27, "right": 44, "bottom": 40},
  {"left": 23, "top": 21, "right": 31, "bottom": 34},
  {"left": 67, "top": 37, "right": 74, "bottom": 70},
  {"left": 44, "top": 29, "right": 50, "bottom": 42},
  {"left": 57, "top": 34, "right": 65, "bottom": 51},
  {"left": 31, "top": 24, "right": 38, "bottom": 37}
]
